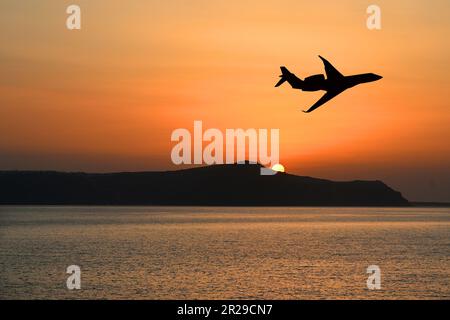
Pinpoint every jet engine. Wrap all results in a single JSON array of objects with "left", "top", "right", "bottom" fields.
[
  {"left": 304, "top": 74, "right": 325, "bottom": 83},
  {"left": 302, "top": 74, "right": 326, "bottom": 91}
]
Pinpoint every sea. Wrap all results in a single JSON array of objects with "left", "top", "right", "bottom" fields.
[{"left": 0, "top": 206, "right": 449, "bottom": 299}]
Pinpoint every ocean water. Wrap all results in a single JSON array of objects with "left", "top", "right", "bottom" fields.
[{"left": 0, "top": 206, "right": 449, "bottom": 300}]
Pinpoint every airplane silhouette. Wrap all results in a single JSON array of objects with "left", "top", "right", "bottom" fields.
[{"left": 275, "top": 56, "right": 382, "bottom": 113}]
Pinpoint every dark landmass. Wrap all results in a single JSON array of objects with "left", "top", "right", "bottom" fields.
[
  {"left": 0, "top": 163, "right": 409, "bottom": 206},
  {"left": 411, "top": 202, "right": 450, "bottom": 207}
]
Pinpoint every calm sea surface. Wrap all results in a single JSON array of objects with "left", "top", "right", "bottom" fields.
[{"left": 0, "top": 206, "right": 449, "bottom": 299}]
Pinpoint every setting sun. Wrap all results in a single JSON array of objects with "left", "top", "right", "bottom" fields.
[{"left": 271, "top": 164, "right": 285, "bottom": 173}]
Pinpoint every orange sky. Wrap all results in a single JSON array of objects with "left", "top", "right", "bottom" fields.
[{"left": 0, "top": 0, "right": 449, "bottom": 201}]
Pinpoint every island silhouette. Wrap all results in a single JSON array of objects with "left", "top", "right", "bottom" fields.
[{"left": 0, "top": 163, "right": 409, "bottom": 206}]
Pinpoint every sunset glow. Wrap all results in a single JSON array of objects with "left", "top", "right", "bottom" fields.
[{"left": 0, "top": 0, "right": 449, "bottom": 201}]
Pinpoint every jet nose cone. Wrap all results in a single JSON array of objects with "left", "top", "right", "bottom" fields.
[{"left": 373, "top": 74, "right": 383, "bottom": 81}]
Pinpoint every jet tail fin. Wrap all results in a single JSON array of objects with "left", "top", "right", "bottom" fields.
[
  {"left": 275, "top": 67, "right": 290, "bottom": 87},
  {"left": 275, "top": 66, "right": 302, "bottom": 89},
  {"left": 275, "top": 77, "right": 286, "bottom": 87},
  {"left": 280, "top": 66, "right": 291, "bottom": 76}
]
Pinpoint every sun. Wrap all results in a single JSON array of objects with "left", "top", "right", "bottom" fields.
[{"left": 271, "top": 163, "right": 285, "bottom": 173}]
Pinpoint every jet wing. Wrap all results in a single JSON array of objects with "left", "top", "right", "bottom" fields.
[
  {"left": 302, "top": 89, "right": 344, "bottom": 113},
  {"left": 319, "top": 55, "right": 343, "bottom": 80}
]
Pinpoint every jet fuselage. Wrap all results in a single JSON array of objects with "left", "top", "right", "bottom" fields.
[{"left": 302, "top": 73, "right": 382, "bottom": 92}]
